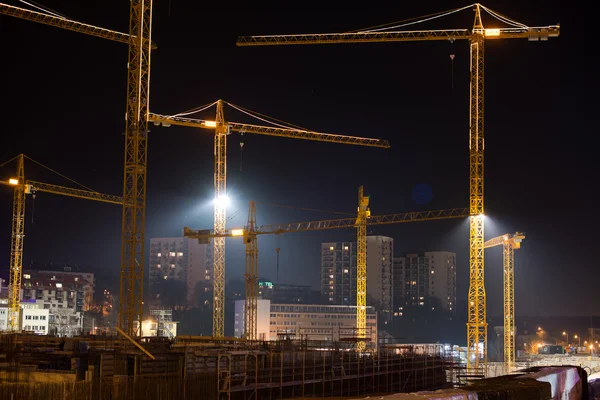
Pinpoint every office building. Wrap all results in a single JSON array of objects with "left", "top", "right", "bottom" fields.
[
  {"left": 393, "top": 251, "right": 456, "bottom": 315},
  {"left": 234, "top": 300, "right": 378, "bottom": 347},
  {"left": 149, "top": 237, "right": 213, "bottom": 307},
  {"left": 321, "top": 236, "right": 394, "bottom": 315}
]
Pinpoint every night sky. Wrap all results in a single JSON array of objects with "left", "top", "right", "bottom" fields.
[{"left": 0, "top": 1, "right": 591, "bottom": 319}]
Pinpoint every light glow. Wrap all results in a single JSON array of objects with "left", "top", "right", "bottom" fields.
[
  {"left": 8, "top": 178, "right": 18, "bottom": 185},
  {"left": 203, "top": 120, "right": 217, "bottom": 127},
  {"left": 485, "top": 28, "right": 501, "bottom": 37},
  {"left": 214, "top": 195, "right": 230, "bottom": 209},
  {"left": 231, "top": 229, "right": 244, "bottom": 236}
]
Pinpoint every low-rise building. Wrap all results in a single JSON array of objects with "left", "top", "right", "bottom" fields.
[
  {"left": 234, "top": 300, "right": 378, "bottom": 348},
  {"left": 0, "top": 302, "right": 49, "bottom": 334}
]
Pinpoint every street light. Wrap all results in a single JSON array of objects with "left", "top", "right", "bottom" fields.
[
  {"left": 563, "top": 331, "right": 569, "bottom": 345},
  {"left": 574, "top": 335, "right": 581, "bottom": 347}
]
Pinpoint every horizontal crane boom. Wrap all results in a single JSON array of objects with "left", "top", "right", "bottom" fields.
[
  {"left": 0, "top": 3, "right": 157, "bottom": 49},
  {"left": 236, "top": 26, "right": 559, "bottom": 46},
  {"left": 149, "top": 113, "right": 390, "bottom": 148},
  {"left": 184, "top": 207, "right": 469, "bottom": 239},
  {"left": 26, "top": 180, "right": 123, "bottom": 205}
]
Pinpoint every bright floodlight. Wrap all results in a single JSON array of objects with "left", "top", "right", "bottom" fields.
[
  {"left": 231, "top": 229, "right": 244, "bottom": 236},
  {"left": 485, "top": 28, "right": 501, "bottom": 37},
  {"left": 203, "top": 121, "right": 217, "bottom": 128},
  {"left": 8, "top": 178, "right": 18, "bottom": 185},
  {"left": 214, "top": 195, "right": 230, "bottom": 209}
]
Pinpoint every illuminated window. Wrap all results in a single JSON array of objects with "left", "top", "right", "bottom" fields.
[
  {"left": 329, "top": 275, "right": 334, "bottom": 279},
  {"left": 23, "top": 274, "right": 30, "bottom": 279},
  {"left": 164, "top": 276, "right": 168, "bottom": 280},
  {"left": 344, "top": 246, "right": 349, "bottom": 250},
  {"left": 56, "top": 283, "right": 63, "bottom": 289},
  {"left": 170, "top": 264, "right": 175, "bottom": 269},
  {"left": 157, "top": 253, "right": 161, "bottom": 257},
  {"left": 177, "top": 252, "right": 183, "bottom": 257},
  {"left": 329, "top": 246, "right": 334, "bottom": 251},
  {"left": 343, "top": 269, "right": 348, "bottom": 273},
  {"left": 169, "top": 252, "right": 176, "bottom": 257},
  {"left": 431, "top": 270, "right": 434, "bottom": 274},
  {"left": 74, "top": 277, "right": 79, "bottom": 281},
  {"left": 205, "top": 275, "right": 210, "bottom": 280},
  {"left": 157, "top": 264, "right": 161, "bottom": 269}
]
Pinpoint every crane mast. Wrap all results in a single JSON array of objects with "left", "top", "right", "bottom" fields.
[
  {"left": 244, "top": 202, "right": 259, "bottom": 340},
  {"left": 468, "top": 4, "right": 486, "bottom": 371},
  {"left": 356, "top": 186, "right": 370, "bottom": 350},
  {"left": 235, "top": 3, "right": 558, "bottom": 370},
  {"left": 213, "top": 100, "right": 228, "bottom": 338},
  {"left": 484, "top": 232, "right": 525, "bottom": 368},
  {"left": 7, "top": 155, "right": 25, "bottom": 331},
  {"left": 120, "top": 0, "right": 153, "bottom": 336}
]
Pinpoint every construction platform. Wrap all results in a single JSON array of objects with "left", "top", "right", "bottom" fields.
[{"left": 0, "top": 333, "right": 463, "bottom": 400}]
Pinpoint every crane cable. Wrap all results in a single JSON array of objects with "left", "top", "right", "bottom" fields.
[
  {"left": 225, "top": 101, "right": 309, "bottom": 132},
  {"left": 356, "top": 4, "right": 475, "bottom": 33},
  {"left": 18, "top": 0, "right": 69, "bottom": 19},
  {"left": 0, "top": 154, "right": 21, "bottom": 170},
  {"left": 169, "top": 100, "right": 219, "bottom": 118},
  {"left": 24, "top": 155, "right": 96, "bottom": 192},
  {"left": 479, "top": 5, "right": 528, "bottom": 29}
]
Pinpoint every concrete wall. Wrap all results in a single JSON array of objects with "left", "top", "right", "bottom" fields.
[{"left": 351, "top": 365, "right": 586, "bottom": 400}]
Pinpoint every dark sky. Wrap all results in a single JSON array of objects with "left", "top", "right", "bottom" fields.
[{"left": 0, "top": 1, "right": 592, "bottom": 318}]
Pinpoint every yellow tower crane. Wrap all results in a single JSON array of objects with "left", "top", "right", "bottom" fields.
[
  {"left": 150, "top": 101, "right": 389, "bottom": 338},
  {"left": 185, "top": 186, "right": 469, "bottom": 345},
  {"left": 1, "top": 1, "right": 155, "bottom": 336},
  {"left": 235, "top": 3, "right": 558, "bottom": 368},
  {"left": 484, "top": 232, "right": 525, "bottom": 368},
  {"left": 1, "top": 154, "right": 123, "bottom": 331}
]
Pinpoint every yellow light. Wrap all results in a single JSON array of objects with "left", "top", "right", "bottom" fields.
[
  {"left": 203, "top": 121, "right": 217, "bottom": 127},
  {"left": 231, "top": 229, "right": 244, "bottom": 236},
  {"left": 485, "top": 29, "right": 501, "bottom": 37},
  {"left": 8, "top": 178, "right": 18, "bottom": 185}
]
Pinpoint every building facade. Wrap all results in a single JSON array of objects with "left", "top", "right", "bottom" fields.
[
  {"left": 321, "top": 236, "right": 394, "bottom": 316},
  {"left": 393, "top": 251, "right": 456, "bottom": 315},
  {"left": 148, "top": 237, "right": 213, "bottom": 307},
  {"left": 234, "top": 300, "right": 378, "bottom": 348},
  {"left": 18, "top": 269, "right": 92, "bottom": 336},
  {"left": 321, "top": 242, "right": 357, "bottom": 305},
  {"left": 0, "top": 303, "right": 49, "bottom": 334}
]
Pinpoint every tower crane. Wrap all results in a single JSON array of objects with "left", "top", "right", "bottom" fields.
[
  {"left": 150, "top": 100, "right": 390, "bottom": 338},
  {"left": 0, "top": 154, "right": 123, "bottom": 331},
  {"left": 235, "top": 3, "right": 559, "bottom": 368},
  {"left": 484, "top": 232, "right": 525, "bottom": 367},
  {"left": 1, "top": 1, "right": 155, "bottom": 336},
  {"left": 185, "top": 186, "right": 469, "bottom": 344}
]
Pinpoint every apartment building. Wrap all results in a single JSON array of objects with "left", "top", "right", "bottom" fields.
[{"left": 148, "top": 237, "right": 213, "bottom": 307}]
